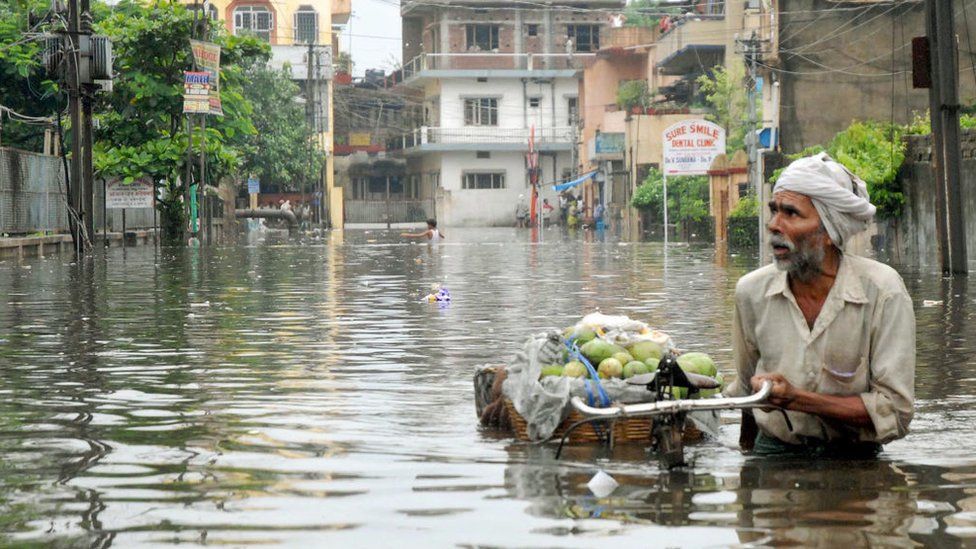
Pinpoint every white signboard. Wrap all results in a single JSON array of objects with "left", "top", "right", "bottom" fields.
[
  {"left": 106, "top": 180, "right": 154, "bottom": 209},
  {"left": 662, "top": 119, "right": 726, "bottom": 176}
]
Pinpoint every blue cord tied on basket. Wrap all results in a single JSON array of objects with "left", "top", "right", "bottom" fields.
[{"left": 566, "top": 338, "right": 611, "bottom": 408}]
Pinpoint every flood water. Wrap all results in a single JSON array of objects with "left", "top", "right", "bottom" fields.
[{"left": 0, "top": 228, "right": 973, "bottom": 547}]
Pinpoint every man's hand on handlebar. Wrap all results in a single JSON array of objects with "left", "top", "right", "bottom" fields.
[{"left": 751, "top": 373, "right": 796, "bottom": 409}]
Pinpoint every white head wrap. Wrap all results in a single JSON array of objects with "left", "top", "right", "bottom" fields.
[{"left": 773, "top": 152, "right": 876, "bottom": 249}]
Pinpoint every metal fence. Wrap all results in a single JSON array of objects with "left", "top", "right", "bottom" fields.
[
  {"left": 345, "top": 199, "right": 434, "bottom": 224},
  {"left": 0, "top": 147, "right": 69, "bottom": 235}
]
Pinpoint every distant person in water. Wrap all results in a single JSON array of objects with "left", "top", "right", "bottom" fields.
[
  {"left": 515, "top": 195, "right": 529, "bottom": 228},
  {"left": 401, "top": 219, "right": 444, "bottom": 242}
]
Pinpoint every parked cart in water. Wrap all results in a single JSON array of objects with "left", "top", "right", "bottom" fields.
[{"left": 475, "top": 313, "right": 772, "bottom": 468}]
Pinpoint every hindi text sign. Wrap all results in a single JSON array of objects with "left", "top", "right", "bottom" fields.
[
  {"left": 190, "top": 40, "right": 223, "bottom": 116},
  {"left": 662, "top": 119, "right": 726, "bottom": 176},
  {"left": 106, "top": 180, "right": 154, "bottom": 209}
]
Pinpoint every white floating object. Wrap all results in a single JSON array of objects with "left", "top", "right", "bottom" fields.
[
  {"left": 190, "top": 301, "right": 210, "bottom": 308},
  {"left": 922, "top": 300, "right": 943, "bottom": 307},
  {"left": 587, "top": 470, "right": 618, "bottom": 498}
]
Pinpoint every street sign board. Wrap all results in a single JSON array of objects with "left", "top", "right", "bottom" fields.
[
  {"left": 106, "top": 179, "right": 154, "bottom": 209},
  {"left": 190, "top": 40, "right": 223, "bottom": 116},
  {"left": 662, "top": 119, "right": 726, "bottom": 176},
  {"left": 247, "top": 177, "right": 260, "bottom": 194},
  {"left": 182, "top": 71, "right": 210, "bottom": 114}
]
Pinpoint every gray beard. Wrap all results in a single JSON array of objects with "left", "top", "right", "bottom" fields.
[{"left": 771, "top": 233, "right": 827, "bottom": 283}]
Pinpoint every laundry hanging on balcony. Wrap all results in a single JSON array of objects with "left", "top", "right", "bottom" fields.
[{"left": 551, "top": 170, "right": 598, "bottom": 192}]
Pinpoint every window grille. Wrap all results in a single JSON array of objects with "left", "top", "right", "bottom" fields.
[
  {"left": 567, "top": 24, "right": 599, "bottom": 52},
  {"left": 234, "top": 6, "right": 273, "bottom": 42},
  {"left": 462, "top": 172, "right": 506, "bottom": 189},
  {"left": 466, "top": 24, "right": 499, "bottom": 51},
  {"left": 463, "top": 98, "right": 498, "bottom": 126},
  {"left": 294, "top": 7, "right": 318, "bottom": 44}
]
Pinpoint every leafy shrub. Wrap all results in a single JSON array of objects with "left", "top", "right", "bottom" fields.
[
  {"left": 631, "top": 168, "right": 709, "bottom": 221},
  {"left": 730, "top": 194, "right": 758, "bottom": 218},
  {"left": 616, "top": 80, "right": 650, "bottom": 111},
  {"left": 769, "top": 121, "right": 905, "bottom": 219}
]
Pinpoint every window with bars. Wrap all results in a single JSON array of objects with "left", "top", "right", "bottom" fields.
[
  {"left": 234, "top": 6, "right": 273, "bottom": 42},
  {"left": 294, "top": 8, "right": 318, "bottom": 44},
  {"left": 465, "top": 24, "right": 499, "bottom": 51},
  {"left": 567, "top": 24, "right": 599, "bottom": 52},
  {"left": 462, "top": 172, "right": 506, "bottom": 190},
  {"left": 463, "top": 98, "right": 498, "bottom": 126}
]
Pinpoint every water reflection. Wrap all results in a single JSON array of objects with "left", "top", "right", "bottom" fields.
[{"left": 0, "top": 229, "right": 974, "bottom": 546}]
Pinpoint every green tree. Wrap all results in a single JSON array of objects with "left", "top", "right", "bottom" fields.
[
  {"left": 335, "top": 51, "right": 353, "bottom": 74},
  {"left": 623, "top": 0, "right": 681, "bottom": 29},
  {"left": 827, "top": 121, "right": 905, "bottom": 219},
  {"left": 729, "top": 194, "right": 758, "bottom": 218},
  {"left": 0, "top": 0, "right": 61, "bottom": 151},
  {"left": 92, "top": 0, "right": 265, "bottom": 243},
  {"left": 616, "top": 79, "right": 650, "bottom": 112},
  {"left": 240, "top": 61, "right": 323, "bottom": 194},
  {"left": 631, "top": 168, "right": 709, "bottom": 222},
  {"left": 770, "top": 121, "right": 906, "bottom": 219},
  {"left": 696, "top": 64, "right": 756, "bottom": 153}
]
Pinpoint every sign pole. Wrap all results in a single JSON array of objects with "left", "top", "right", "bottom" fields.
[
  {"left": 661, "top": 119, "right": 725, "bottom": 248},
  {"left": 663, "top": 173, "right": 669, "bottom": 247},
  {"left": 103, "top": 178, "right": 108, "bottom": 247}
]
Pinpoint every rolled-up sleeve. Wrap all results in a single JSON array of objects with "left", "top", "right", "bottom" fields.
[
  {"left": 724, "top": 295, "right": 759, "bottom": 398},
  {"left": 859, "top": 292, "right": 916, "bottom": 443}
]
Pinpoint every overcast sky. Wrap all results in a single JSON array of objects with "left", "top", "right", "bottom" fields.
[{"left": 343, "top": 0, "right": 403, "bottom": 76}]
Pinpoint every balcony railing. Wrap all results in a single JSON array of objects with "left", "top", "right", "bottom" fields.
[
  {"left": 389, "top": 126, "right": 575, "bottom": 150},
  {"left": 386, "top": 52, "right": 595, "bottom": 86}
]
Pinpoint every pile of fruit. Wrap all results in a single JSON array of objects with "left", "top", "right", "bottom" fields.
[{"left": 538, "top": 318, "right": 725, "bottom": 399}]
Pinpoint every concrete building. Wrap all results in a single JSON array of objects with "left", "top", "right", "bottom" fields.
[
  {"left": 182, "top": 0, "right": 351, "bottom": 226},
  {"left": 333, "top": 73, "right": 423, "bottom": 225},
  {"left": 774, "top": 0, "right": 976, "bottom": 153},
  {"left": 390, "top": 0, "right": 625, "bottom": 227},
  {"left": 575, "top": 1, "right": 776, "bottom": 236}
]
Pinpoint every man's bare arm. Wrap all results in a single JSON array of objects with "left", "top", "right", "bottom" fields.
[{"left": 751, "top": 373, "right": 872, "bottom": 427}]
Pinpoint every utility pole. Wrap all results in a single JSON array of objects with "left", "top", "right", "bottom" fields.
[
  {"left": 306, "top": 41, "right": 315, "bottom": 223},
  {"left": 924, "top": 1, "right": 949, "bottom": 272},
  {"left": 197, "top": 6, "right": 209, "bottom": 244},
  {"left": 738, "top": 31, "right": 767, "bottom": 263},
  {"left": 65, "top": 0, "right": 94, "bottom": 254},
  {"left": 928, "top": 0, "right": 968, "bottom": 274},
  {"left": 80, "top": 0, "right": 94, "bottom": 248}
]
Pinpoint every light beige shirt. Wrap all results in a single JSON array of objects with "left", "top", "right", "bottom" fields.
[{"left": 725, "top": 254, "right": 915, "bottom": 445}]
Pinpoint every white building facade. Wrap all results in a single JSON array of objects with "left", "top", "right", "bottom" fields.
[{"left": 394, "top": 0, "right": 624, "bottom": 227}]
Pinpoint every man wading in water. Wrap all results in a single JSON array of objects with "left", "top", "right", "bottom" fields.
[{"left": 725, "top": 152, "right": 915, "bottom": 457}]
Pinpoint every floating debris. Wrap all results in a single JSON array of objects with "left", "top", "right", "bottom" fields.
[{"left": 587, "top": 470, "right": 618, "bottom": 498}]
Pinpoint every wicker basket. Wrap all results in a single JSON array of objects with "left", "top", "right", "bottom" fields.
[
  {"left": 479, "top": 364, "right": 701, "bottom": 446},
  {"left": 503, "top": 398, "right": 654, "bottom": 444}
]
